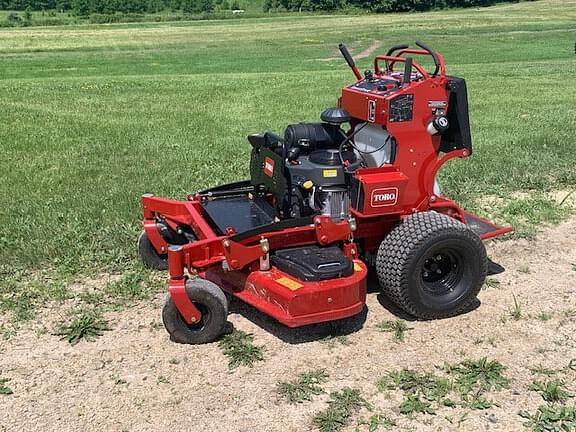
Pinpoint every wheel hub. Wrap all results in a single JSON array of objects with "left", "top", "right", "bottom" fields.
[{"left": 421, "top": 250, "right": 461, "bottom": 295}]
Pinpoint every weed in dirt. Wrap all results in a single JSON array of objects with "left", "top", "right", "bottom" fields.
[
  {"left": 168, "top": 358, "right": 180, "bottom": 365},
  {"left": 157, "top": 376, "right": 170, "bottom": 384},
  {"left": 0, "top": 324, "right": 16, "bottom": 340},
  {"left": 355, "top": 413, "right": 396, "bottom": 431},
  {"left": 276, "top": 369, "right": 328, "bottom": 403},
  {"left": 529, "top": 380, "right": 574, "bottom": 403},
  {"left": 537, "top": 312, "right": 553, "bottom": 322},
  {"left": 313, "top": 387, "right": 370, "bottom": 432},
  {"left": 378, "top": 369, "right": 451, "bottom": 404},
  {"left": 510, "top": 294, "right": 523, "bottom": 320},
  {"left": 571, "top": 264, "right": 576, "bottom": 272},
  {"left": 530, "top": 365, "right": 559, "bottom": 377},
  {"left": 218, "top": 329, "right": 264, "bottom": 370},
  {"left": 518, "top": 266, "right": 531, "bottom": 274},
  {"left": 376, "top": 320, "right": 412, "bottom": 342},
  {"left": 320, "top": 335, "right": 351, "bottom": 349},
  {"left": 0, "top": 378, "right": 13, "bottom": 395},
  {"left": 569, "top": 360, "right": 576, "bottom": 372},
  {"left": 483, "top": 278, "right": 501, "bottom": 289},
  {"left": 78, "top": 290, "right": 105, "bottom": 306},
  {"left": 445, "top": 358, "right": 510, "bottom": 398},
  {"left": 374, "top": 358, "right": 510, "bottom": 414},
  {"left": 466, "top": 394, "right": 496, "bottom": 410},
  {"left": 55, "top": 308, "right": 110, "bottom": 345},
  {"left": 473, "top": 337, "right": 497, "bottom": 347},
  {"left": 400, "top": 394, "right": 435, "bottom": 415},
  {"left": 519, "top": 405, "right": 576, "bottom": 431}
]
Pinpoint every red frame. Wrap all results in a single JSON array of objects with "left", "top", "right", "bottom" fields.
[{"left": 142, "top": 46, "right": 512, "bottom": 328}]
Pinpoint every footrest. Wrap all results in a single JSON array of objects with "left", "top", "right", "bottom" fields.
[{"left": 463, "top": 211, "right": 513, "bottom": 240}]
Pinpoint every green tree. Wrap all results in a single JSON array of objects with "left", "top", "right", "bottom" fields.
[
  {"left": 199, "top": 0, "right": 213, "bottom": 11},
  {"left": 23, "top": 5, "right": 32, "bottom": 21}
]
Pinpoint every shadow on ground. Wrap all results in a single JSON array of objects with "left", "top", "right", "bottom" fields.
[{"left": 226, "top": 267, "right": 482, "bottom": 343}]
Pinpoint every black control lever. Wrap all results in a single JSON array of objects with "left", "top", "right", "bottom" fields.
[
  {"left": 402, "top": 57, "right": 413, "bottom": 86},
  {"left": 385, "top": 44, "right": 409, "bottom": 57},
  {"left": 338, "top": 43, "right": 363, "bottom": 81},
  {"left": 415, "top": 40, "right": 440, "bottom": 77}
]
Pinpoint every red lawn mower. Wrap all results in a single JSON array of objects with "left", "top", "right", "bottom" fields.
[{"left": 139, "top": 41, "right": 512, "bottom": 344}]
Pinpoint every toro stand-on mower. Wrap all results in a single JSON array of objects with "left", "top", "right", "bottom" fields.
[{"left": 139, "top": 41, "right": 511, "bottom": 344}]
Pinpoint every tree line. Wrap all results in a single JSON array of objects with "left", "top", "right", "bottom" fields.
[
  {"left": 0, "top": 0, "right": 239, "bottom": 14},
  {"left": 0, "top": 0, "right": 524, "bottom": 15},
  {"left": 264, "top": 0, "right": 522, "bottom": 12}
]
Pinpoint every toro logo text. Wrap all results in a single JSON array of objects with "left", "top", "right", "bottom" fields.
[{"left": 370, "top": 187, "right": 398, "bottom": 207}]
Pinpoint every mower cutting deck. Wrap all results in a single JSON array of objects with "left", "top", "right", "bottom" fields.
[{"left": 139, "top": 41, "right": 512, "bottom": 344}]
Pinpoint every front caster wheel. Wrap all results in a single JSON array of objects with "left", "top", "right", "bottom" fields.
[
  {"left": 162, "top": 279, "right": 228, "bottom": 344},
  {"left": 376, "top": 211, "right": 487, "bottom": 320},
  {"left": 137, "top": 230, "right": 168, "bottom": 270}
]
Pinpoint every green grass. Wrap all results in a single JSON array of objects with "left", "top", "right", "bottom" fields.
[
  {"left": 276, "top": 369, "right": 329, "bottom": 403},
  {"left": 0, "top": 0, "right": 575, "bottom": 317},
  {"left": 55, "top": 308, "right": 110, "bottom": 344},
  {"left": 217, "top": 329, "right": 265, "bottom": 369},
  {"left": 376, "top": 319, "right": 411, "bottom": 342},
  {"left": 313, "top": 387, "right": 370, "bottom": 432}
]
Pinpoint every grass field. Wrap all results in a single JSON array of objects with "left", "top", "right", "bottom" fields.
[{"left": 0, "top": 0, "right": 575, "bottom": 319}]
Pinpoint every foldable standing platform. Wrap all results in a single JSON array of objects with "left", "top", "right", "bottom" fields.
[{"left": 201, "top": 196, "right": 276, "bottom": 235}]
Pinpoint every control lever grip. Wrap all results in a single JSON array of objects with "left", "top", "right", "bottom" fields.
[
  {"left": 385, "top": 44, "right": 409, "bottom": 57},
  {"left": 338, "top": 43, "right": 363, "bottom": 80},
  {"left": 338, "top": 43, "right": 355, "bottom": 68},
  {"left": 415, "top": 40, "right": 440, "bottom": 76}
]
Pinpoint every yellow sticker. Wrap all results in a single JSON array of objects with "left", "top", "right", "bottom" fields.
[
  {"left": 323, "top": 169, "right": 338, "bottom": 178},
  {"left": 276, "top": 276, "right": 303, "bottom": 291},
  {"left": 354, "top": 262, "right": 363, "bottom": 272}
]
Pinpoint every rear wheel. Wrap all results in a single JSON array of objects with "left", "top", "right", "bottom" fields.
[
  {"left": 376, "top": 211, "right": 487, "bottom": 319},
  {"left": 162, "top": 279, "right": 228, "bottom": 344},
  {"left": 137, "top": 230, "right": 168, "bottom": 270}
]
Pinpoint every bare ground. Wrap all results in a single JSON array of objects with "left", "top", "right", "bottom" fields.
[
  {"left": 1, "top": 217, "right": 575, "bottom": 432},
  {"left": 320, "top": 40, "right": 383, "bottom": 62}
]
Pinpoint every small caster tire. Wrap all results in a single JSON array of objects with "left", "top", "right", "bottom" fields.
[
  {"left": 162, "top": 279, "right": 228, "bottom": 344},
  {"left": 138, "top": 230, "right": 168, "bottom": 271}
]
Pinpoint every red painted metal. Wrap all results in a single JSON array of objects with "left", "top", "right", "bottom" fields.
[
  {"left": 143, "top": 43, "right": 512, "bottom": 330},
  {"left": 204, "top": 261, "right": 367, "bottom": 327},
  {"left": 313, "top": 215, "right": 352, "bottom": 245},
  {"left": 167, "top": 246, "right": 202, "bottom": 324}
]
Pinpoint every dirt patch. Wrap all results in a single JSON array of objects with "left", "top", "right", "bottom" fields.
[
  {"left": 1, "top": 218, "right": 575, "bottom": 431},
  {"left": 320, "top": 40, "right": 383, "bottom": 62}
]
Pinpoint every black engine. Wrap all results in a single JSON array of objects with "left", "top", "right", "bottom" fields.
[{"left": 248, "top": 108, "right": 357, "bottom": 220}]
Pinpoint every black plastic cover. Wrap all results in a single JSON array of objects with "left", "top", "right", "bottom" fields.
[
  {"left": 271, "top": 245, "right": 354, "bottom": 282},
  {"left": 320, "top": 107, "right": 350, "bottom": 124},
  {"left": 440, "top": 77, "right": 473, "bottom": 154},
  {"left": 284, "top": 123, "right": 343, "bottom": 152}
]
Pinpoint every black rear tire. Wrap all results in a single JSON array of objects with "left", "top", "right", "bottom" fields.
[
  {"left": 162, "top": 279, "right": 228, "bottom": 344},
  {"left": 376, "top": 211, "right": 487, "bottom": 320},
  {"left": 138, "top": 230, "right": 168, "bottom": 271}
]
